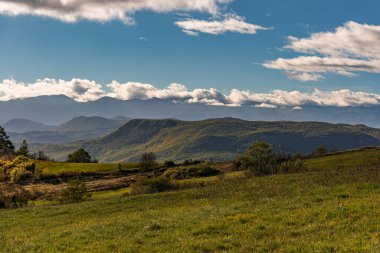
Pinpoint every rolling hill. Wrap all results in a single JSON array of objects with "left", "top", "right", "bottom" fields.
[
  {"left": 8, "top": 116, "right": 131, "bottom": 144},
  {"left": 3, "top": 118, "right": 55, "bottom": 133},
  {"left": 42, "top": 118, "right": 380, "bottom": 162}
]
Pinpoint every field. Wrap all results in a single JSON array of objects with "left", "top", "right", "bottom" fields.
[
  {"left": 35, "top": 161, "right": 139, "bottom": 175},
  {"left": 1, "top": 149, "right": 380, "bottom": 252}
]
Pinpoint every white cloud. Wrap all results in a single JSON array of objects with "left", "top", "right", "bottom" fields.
[
  {"left": 264, "top": 21, "right": 380, "bottom": 81},
  {"left": 1, "top": 78, "right": 380, "bottom": 108},
  {"left": 0, "top": 78, "right": 104, "bottom": 102},
  {"left": 254, "top": 103, "right": 277, "bottom": 108},
  {"left": 0, "top": 0, "right": 232, "bottom": 25},
  {"left": 175, "top": 14, "right": 270, "bottom": 36}
]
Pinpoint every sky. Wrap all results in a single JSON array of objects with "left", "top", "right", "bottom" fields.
[{"left": 0, "top": 0, "right": 379, "bottom": 107}]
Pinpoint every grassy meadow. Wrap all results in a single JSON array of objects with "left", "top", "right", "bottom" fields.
[
  {"left": 34, "top": 161, "right": 139, "bottom": 175},
  {"left": 1, "top": 149, "right": 380, "bottom": 252}
]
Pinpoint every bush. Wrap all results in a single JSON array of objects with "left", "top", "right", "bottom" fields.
[
  {"left": 183, "top": 159, "right": 203, "bottom": 166},
  {"left": 279, "top": 157, "right": 305, "bottom": 174},
  {"left": 0, "top": 184, "right": 31, "bottom": 209},
  {"left": 0, "top": 167, "right": 5, "bottom": 182},
  {"left": 58, "top": 180, "right": 91, "bottom": 204},
  {"left": 164, "top": 160, "right": 176, "bottom": 168},
  {"left": 163, "top": 164, "right": 220, "bottom": 180},
  {"left": 313, "top": 145, "right": 327, "bottom": 156},
  {"left": 131, "top": 177, "right": 177, "bottom": 195},
  {"left": 236, "top": 142, "right": 278, "bottom": 177},
  {"left": 0, "top": 156, "right": 36, "bottom": 182},
  {"left": 10, "top": 166, "right": 33, "bottom": 183}
]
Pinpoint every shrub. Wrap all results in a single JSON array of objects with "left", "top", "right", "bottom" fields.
[
  {"left": 0, "top": 184, "right": 31, "bottom": 209},
  {"left": 131, "top": 177, "right": 176, "bottom": 195},
  {"left": 163, "top": 164, "right": 220, "bottom": 180},
  {"left": 0, "top": 168, "right": 5, "bottom": 182},
  {"left": 58, "top": 180, "right": 91, "bottom": 204},
  {"left": 313, "top": 145, "right": 327, "bottom": 156},
  {"left": 280, "top": 157, "right": 305, "bottom": 174},
  {"left": 183, "top": 159, "right": 203, "bottom": 166},
  {"left": 10, "top": 166, "right": 33, "bottom": 183},
  {"left": 236, "top": 141, "right": 279, "bottom": 177},
  {"left": 164, "top": 160, "right": 176, "bottom": 168},
  {"left": 0, "top": 156, "right": 36, "bottom": 182}
]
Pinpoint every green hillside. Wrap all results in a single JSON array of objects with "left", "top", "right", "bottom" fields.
[
  {"left": 74, "top": 118, "right": 380, "bottom": 162},
  {"left": 1, "top": 149, "right": 380, "bottom": 252}
]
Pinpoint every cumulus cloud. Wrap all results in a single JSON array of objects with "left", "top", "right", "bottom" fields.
[
  {"left": 264, "top": 21, "right": 380, "bottom": 81},
  {"left": 1, "top": 78, "right": 380, "bottom": 108},
  {"left": 254, "top": 103, "right": 277, "bottom": 108},
  {"left": 175, "top": 14, "right": 270, "bottom": 36},
  {"left": 0, "top": 0, "right": 232, "bottom": 24},
  {"left": 0, "top": 78, "right": 104, "bottom": 102}
]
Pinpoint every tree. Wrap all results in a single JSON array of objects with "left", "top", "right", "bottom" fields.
[
  {"left": 236, "top": 141, "right": 278, "bottom": 177},
  {"left": 16, "top": 140, "right": 30, "bottom": 157},
  {"left": 58, "top": 180, "right": 91, "bottom": 204},
  {"left": 67, "top": 148, "right": 92, "bottom": 163},
  {"left": 36, "top": 150, "right": 48, "bottom": 161},
  {"left": 164, "top": 160, "right": 175, "bottom": 168},
  {"left": 0, "top": 126, "right": 15, "bottom": 156},
  {"left": 313, "top": 145, "right": 327, "bottom": 156},
  {"left": 139, "top": 152, "right": 157, "bottom": 171}
]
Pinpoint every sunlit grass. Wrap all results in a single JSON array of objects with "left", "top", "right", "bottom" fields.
[
  {"left": 1, "top": 149, "right": 380, "bottom": 252},
  {"left": 34, "top": 161, "right": 139, "bottom": 174}
]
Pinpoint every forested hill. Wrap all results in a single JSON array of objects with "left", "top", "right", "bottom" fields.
[{"left": 51, "top": 118, "right": 380, "bottom": 162}]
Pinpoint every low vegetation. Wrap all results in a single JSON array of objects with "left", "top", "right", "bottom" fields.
[
  {"left": 58, "top": 180, "right": 92, "bottom": 204},
  {"left": 163, "top": 164, "right": 220, "bottom": 180},
  {"left": 0, "top": 155, "right": 36, "bottom": 183},
  {"left": 235, "top": 141, "right": 305, "bottom": 176},
  {"left": 131, "top": 177, "right": 177, "bottom": 195},
  {"left": 0, "top": 184, "right": 30, "bottom": 209}
]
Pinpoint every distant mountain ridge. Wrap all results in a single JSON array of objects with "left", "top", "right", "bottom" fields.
[
  {"left": 41, "top": 118, "right": 380, "bottom": 162},
  {"left": 7, "top": 116, "right": 131, "bottom": 144},
  {"left": 1, "top": 95, "right": 380, "bottom": 127},
  {"left": 3, "top": 119, "right": 55, "bottom": 133}
]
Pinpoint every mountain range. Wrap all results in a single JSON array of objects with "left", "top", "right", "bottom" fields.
[
  {"left": 40, "top": 118, "right": 380, "bottom": 162},
  {"left": 3, "top": 119, "right": 55, "bottom": 133},
  {"left": 1, "top": 95, "right": 380, "bottom": 127},
  {"left": 7, "top": 116, "right": 130, "bottom": 144}
]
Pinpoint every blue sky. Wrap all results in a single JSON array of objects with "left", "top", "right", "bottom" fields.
[{"left": 0, "top": 0, "right": 379, "bottom": 106}]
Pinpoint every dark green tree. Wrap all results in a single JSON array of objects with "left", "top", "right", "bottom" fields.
[
  {"left": 0, "top": 126, "right": 15, "bottom": 156},
  {"left": 36, "top": 150, "right": 48, "bottom": 161},
  {"left": 139, "top": 152, "right": 157, "bottom": 171},
  {"left": 236, "top": 141, "right": 278, "bottom": 177},
  {"left": 58, "top": 180, "right": 91, "bottom": 204},
  {"left": 67, "top": 148, "right": 92, "bottom": 163},
  {"left": 16, "top": 140, "right": 30, "bottom": 157}
]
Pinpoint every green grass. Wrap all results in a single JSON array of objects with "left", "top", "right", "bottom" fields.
[
  {"left": 1, "top": 149, "right": 380, "bottom": 252},
  {"left": 35, "top": 161, "right": 139, "bottom": 175},
  {"left": 91, "top": 188, "right": 132, "bottom": 199},
  {"left": 305, "top": 148, "right": 380, "bottom": 171}
]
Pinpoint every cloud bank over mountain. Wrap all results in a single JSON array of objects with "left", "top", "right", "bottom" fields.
[
  {"left": 264, "top": 22, "right": 380, "bottom": 81},
  {"left": 1, "top": 78, "right": 380, "bottom": 108}
]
